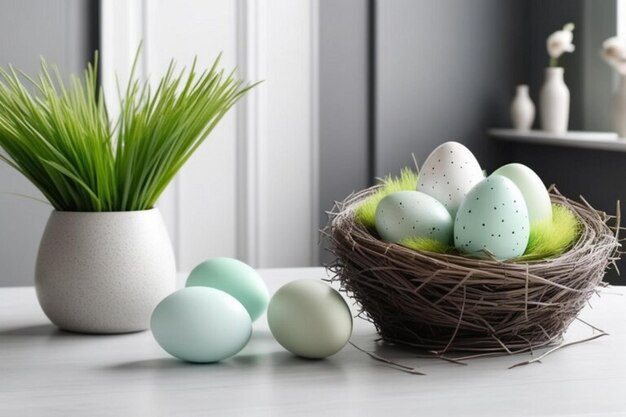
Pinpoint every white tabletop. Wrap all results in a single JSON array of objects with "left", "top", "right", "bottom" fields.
[{"left": 1, "top": 267, "right": 624, "bottom": 417}]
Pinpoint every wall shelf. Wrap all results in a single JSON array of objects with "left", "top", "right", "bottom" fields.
[{"left": 488, "top": 129, "right": 625, "bottom": 152}]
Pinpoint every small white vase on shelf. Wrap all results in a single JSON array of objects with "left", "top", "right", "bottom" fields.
[
  {"left": 540, "top": 67, "right": 570, "bottom": 134},
  {"left": 510, "top": 84, "right": 535, "bottom": 130},
  {"left": 615, "top": 74, "right": 626, "bottom": 138}
]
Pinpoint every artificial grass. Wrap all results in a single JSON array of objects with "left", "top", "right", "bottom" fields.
[
  {"left": 399, "top": 237, "right": 453, "bottom": 254},
  {"left": 0, "top": 51, "right": 254, "bottom": 211},
  {"left": 398, "top": 204, "right": 580, "bottom": 258},
  {"left": 518, "top": 204, "right": 581, "bottom": 261},
  {"left": 354, "top": 167, "right": 418, "bottom": 228},
  {"left": 354, "top": 169, "right": 581, "bottom": 259}
]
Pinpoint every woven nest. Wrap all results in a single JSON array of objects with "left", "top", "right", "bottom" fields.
[{"left": 326, "top": 186, "right": 621, "bottom": 354}]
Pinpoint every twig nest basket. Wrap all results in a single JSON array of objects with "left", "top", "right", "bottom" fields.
[{"left": 327, "top": 186, "right": 621, "bottom": 354}]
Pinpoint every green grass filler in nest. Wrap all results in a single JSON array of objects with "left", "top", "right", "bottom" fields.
[
  {"left": 354, "top": 168, "right": 418, "bottom": 228},
  {"left": 355, "top": 169, "right": 581, "bottom": 260}
]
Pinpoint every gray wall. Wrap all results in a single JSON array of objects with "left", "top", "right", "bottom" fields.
[
  {"left": 318, "top": 0, "right": 370, "bottom": 264},
  {"left": 349, "top": 0, "right": 623, "bottom": 283},
  {"left": 0, "top": 0, "right": 97, "bottom": 286},
  {"left": 581, "top": 0, "right": 617, "bottom": 131},
  {"left": 2, "top": 1, "right": 621, "bottom": 284},
  {"left": 373, "top": 0, "right": 617, "bottom": 170},
  {"left": 375, "top": 0, "right": 530, "bottom": 176},
  {"left": 525, "top": 0, "right": 616, "bottom": 132},
  {"left": 504, "top": 0, "right": 623, "bottom": 284}
]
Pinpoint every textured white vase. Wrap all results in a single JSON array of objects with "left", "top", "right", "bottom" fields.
[
  {"left": 510, "top": 84, "right": 535, "bottom": 130},
  {"left": 615, "top": 74, "right": 626, "bottom": 138},
  {"left": 539, "top": 67, "right": 570, "bottom": 133},
  {"left": 35, "top": 209, "right": 176, "bottom": 334}
]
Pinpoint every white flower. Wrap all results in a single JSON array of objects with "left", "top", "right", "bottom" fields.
[
  {"left": 547, "top": 23, "right": 575, "bottom": 59},
  {"left": 601, "top": 36, "right": 626, "bottom": 75}
]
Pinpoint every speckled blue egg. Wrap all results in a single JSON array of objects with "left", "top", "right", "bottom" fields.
[
  {"left": 375, "top": 190, "right": 453, "bottom": 244},
  {"left": 186, "top": 258, "right": 269, "bottom": 322},
  {"left": 454, "top": 175, "right": 530, "bottom": 260},
  {"left": 150, "top": 287, "right": 252, "bottom": 363}
]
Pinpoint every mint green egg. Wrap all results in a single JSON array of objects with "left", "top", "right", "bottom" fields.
[
  {"left": 491, "top": 163, "right": 552, "bottom": 224},
  {"left": 150, "top": 287, "right": 252, "bottom": 363},
  {"left": 186, "top": 257, "right": 269, "bottom": 322},
  {"left": 375, "top": 191, "right": 453, "bottom": 244}
]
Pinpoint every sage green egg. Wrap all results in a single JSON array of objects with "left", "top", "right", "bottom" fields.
[
  {"left": 491, "top": 163, "right": 552, "bottom": 224},
  {"left": 267, "top": 279, "right": 352, "bottom": 359},
  {"left": 375, "top": 190, "right": 453, "bottom": 244},
  {"left": 150, "top": 287, "right": 252, "bottom": 363},
  {"left": 454, "top": 175, "right": 530, "bottom": 260},
  {"left": 186, "top": 257, "right": 269, "bottom": 322}
]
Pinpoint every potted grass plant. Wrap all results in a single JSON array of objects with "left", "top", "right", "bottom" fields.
[{"left": 0, "top": 53, "right": 253, "bottom": 333}]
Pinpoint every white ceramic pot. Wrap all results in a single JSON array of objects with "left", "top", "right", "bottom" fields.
[
  {"left": 615, "top": 74, "right": 626, "bottom": 138},
  {"left": 510, "top": 84, "right": 535, "bottom": 130},
  {"left": 35, "top": 209, "right": 176, "bottom": 334},
  {"left": 539, "top": 67, "right": 570, "bottom": 133}
]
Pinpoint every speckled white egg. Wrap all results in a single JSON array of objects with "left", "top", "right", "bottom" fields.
[
  {"left": 491, "top": 163, "right": 552, "bottom": 224},
  {"left": 417, "top": 141, "right": 485, "bottom": 217},
  {"left": 375, "top": 191, "right": 453, "bottom": 244},
  {"left": 454, "top": 175, "right": 530, "bottom": 260}
]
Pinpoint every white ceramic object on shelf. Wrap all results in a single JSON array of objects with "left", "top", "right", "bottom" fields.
[
  {"left": 615, "top": 74, "right": 626, "bottom": 138},
  {"left": 510, "top": 84, "right": 535, "bottom": 130},
  {"left": 539, "top": 67, "right": 570, "bottom": 133},
  {"left": 35, "top": 209, "right": 176, "bottom": 334}
]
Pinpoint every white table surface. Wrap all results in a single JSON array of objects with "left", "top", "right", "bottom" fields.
[{"left": 1, "top": 267, "right": 625, "bottom": 417}]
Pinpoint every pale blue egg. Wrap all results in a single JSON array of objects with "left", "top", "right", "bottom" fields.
[
  {"left": 375, "top": 191, "right": 453, "bottom": 244},
  {"left": 150, "top": 287, "right": 252, "bottom": 363},
  {"left": 454, "top": 175, "right": 530, "bottom": 260},
  {"left": 186, "top": 258, "right": 269, "bottom": 322}
]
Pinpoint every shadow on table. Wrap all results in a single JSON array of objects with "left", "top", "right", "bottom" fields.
[
  {"left": 0, "top": 323, "right": 143, "bottom": 339},
  {"left": 107, "top": 357, "right": 204, "bottom": 371},
  {"left": 233, "top": 350, "right": 344, "bottom": 368},
  {"left": 106, "top": 351, "right": 346, "bottom": 380},
  {"left": 0, "top": 323, "right": 67, "bottom": 337}
]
